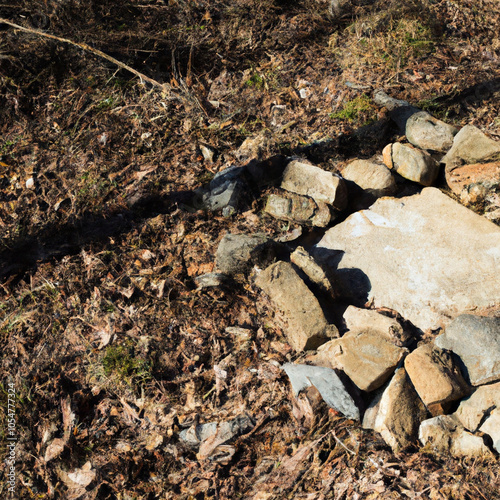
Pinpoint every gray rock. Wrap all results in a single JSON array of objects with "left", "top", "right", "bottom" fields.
[
  {"left": 290, "top": 246, "right": 336, "bottom": 297},
  {"left": 343, "top": 306, "right": 412, "bottom": 347},
  {"left": 419, "top": 415, "right": 494, "bottom": 458},
  {"left": 315, "top": 188, "right": 500, "bottom": 332},
  {"left": 281, "top": 160, "right": 348, "bottom": 210},
  {"left": 435, "top": 315, "right": 500, "bottom": 386},
  {"left": 282, "top": 363, "right": 360, "bottom": 420},
  {"left": 215, "top": 233, "right": 274, "bottom": 275},
  {"left": 383, "top": 142, "right": 440, "bottom": 186},
  {"left": 479, "top": 408, "right": 500, "bottom": 453},
  {"left": 373, "top": 90, "right": 420, "bottom": 133},
  {"left": 455, "top": 382, "right": 500, "bottom": 431},
  {"left": 441, "top": 125, "right": 500, "bottom": 171},
  {"left": 363, "top": 368, "right": 428, "bottom": 452},
  {"left": 196, "top": 165, "right": 245, "bottom": 215},
  {"left": 404, "top": 344, "right": 470, "bottom": 413},
  {"left": 194, "top": 273, "right": 229, "bottom": 289},
  {"left": 342, "top": 160, "right": 397, "bottom": 198},
  {"left": 255, "top": 261, "right": 338, "bottom": 351},
  {"left": 264, "top": 192, "right": 333, "bottom": 227},
  {"left": 317, "top": 331, "right": 408, "bottom": 392},
  {"left": 405, "top": 111, "right": 457, "bottom": 152}
]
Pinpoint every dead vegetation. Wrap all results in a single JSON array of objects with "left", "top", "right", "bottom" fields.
[{"left": 0, "top": 0, "right": 499, "bottom": 498}]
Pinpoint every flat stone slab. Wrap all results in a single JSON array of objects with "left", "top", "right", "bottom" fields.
[
  {"left": 435, "top": 314, "right": 500, "bottom": 386},
  {"left": 282, "top": 363, "right": 360, "bottom": 420},
  {"left": 316, "top": 187, "right": 500, "bottom": 332}
]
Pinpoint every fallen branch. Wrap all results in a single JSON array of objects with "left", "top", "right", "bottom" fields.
[{"left": 0, "top": 17, "right": 173, "bottom": 94}]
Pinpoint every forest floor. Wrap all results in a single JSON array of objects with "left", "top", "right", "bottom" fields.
[{"left": 0, "top": 0, "right": 499, "bottom": 498}]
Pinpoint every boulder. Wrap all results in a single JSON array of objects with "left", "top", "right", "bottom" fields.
[
  {"left": 255, "top": 261, "right": 338, "bottom": 351},
  {"left": 405, "top": 111, "right": 457, "bottom": 152},
  {"left": 441, "top": 125, "right": 500, "bottom": 171},
  {"left": 315, "top": 188, "right": 500, "bottom": 332},
  {"left": 363, "top": 368, "right": 428, "bottom": 452},
  {"left": 342, "top": 306, "right": 411, "bottom": 347},
  {"left": 404, "top": 344, "right": 470, "bottom": 414},
  {"left": 342, "top": 160, "right": 397, "bottom": 198},
  {"left": 479, "top": 408, "right": 500, "bottom": 453},
  {"left": 383, "top": 142, "right": 440, "bottom": 186},
  {"left": 455, "top": 382, "right": 500, "bottom": 432},
  {"left": 434, "top": 315, "right": 500, "bottom": 386},
  {"left": 282, "top": 363, "right": 360, "bottom": 420},
  {"left": 264, "top": 192, "right": 333, "bottom": 227},
  {"left": 316, "top": 331, "right": 408, "bottom": 392},
  {"left": 281, "top": 160, "right": 348, "bottom": 210},
  {"left": 419, "top": 415, "right": 494, "bottom": 459}
]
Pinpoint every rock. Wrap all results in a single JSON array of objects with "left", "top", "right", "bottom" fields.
[
  {"left": 434, "top": 315, "right": 500, "bottom": 386},
  {"left": 194, "top": 273, "right": 230, "bottom": 289},
  {"left": 236, "top": 131, "right": 272, "bottom": 162},
  {"left": 315, "top": 188, "right": 500, "bottom": 332},
  {"left": 441, "top": 125, "right": 500, "bottom": 170},
  {"left": 255, "top": 261, "right": 338, "bottom": 351},
  {"left": 419, "top": 415, "right": 493, "bottom": 458},
  {"left": 342, "top": 306, "right": 411, "bottom": 347},
  {"left": 215, "top": 233, "right": 277, "bottom": 275},
  {"left": 363, "top": 368, "right": 428, "bottom": 452},
  {"left": 264, "top": 192, "right": 333, "bottom": 227},
  {"left": 383, "top": 142, "right": 440, "bottom": 186},
  {"left": 479, "top": 407, "right": 500, "bottom": 453},
  {"left": 446, "top": 161, "right": 500, "bottom": 209},
  {"left": 281, "top": 160, "right": 348, "bottom": 210},
  {"left": 405, "top": 111, "right": 457, "bottom": 152},
  {"left": 342, "top": 160, "right": 397, "bottom": 198},
  {"left": 282, "top": 363, "right": 360, "bottom": 420},
  {"left": 373, "top": 90, "right": 420, "bottom": 133},
  {"left": 404, "top": 344, "right": 470, "bottom": 414},
  {"left": 195, "top": 165, "right": 245, "bottom": 216},
  {"left": 455, "top": 382, "right": 500, "bottom": 431},
  {"left": 317, "top": 331, "right": 408, "bottom": 392},
  {"left": 290, "top": 246, "right": 336, "bottom": 297}
]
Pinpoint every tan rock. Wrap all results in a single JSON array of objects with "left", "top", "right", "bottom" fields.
[
  {"left": 342, "top": 160, "right": 396, "bottom": 198},
  {"left": 404, "top": 344, "right": 470, "bottom": 412},
  {"left": 405, "top": 111, "right": 457, "bottom": 152},
  {"left": 343, "top": 306, "right": 411, "bottom": 346},
  {"left": 363, "top": 368, "right": 428, "bottom": 452},
  {"left": 318, "top": 330, "right": 408, "bottom": 391},
  {"left": 255, "top": 261, "right": 338, "bottom": 351},
  {"left": 479, "top": 407, "right": 500, "bottom": 453},
  {"left": 455, "top": 382, "right": 500, "bottom": 432},
  {"left": 281, "top": 160, "right": 348, "bottom": 210}
]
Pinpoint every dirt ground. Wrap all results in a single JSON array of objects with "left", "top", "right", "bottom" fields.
[{"left": 0, "top": 1, "right": 499, "bottom": 498}]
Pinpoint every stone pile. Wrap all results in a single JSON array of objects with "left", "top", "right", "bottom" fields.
[{"left": 195, "top": 95, "right": 500, "bottom": 458}]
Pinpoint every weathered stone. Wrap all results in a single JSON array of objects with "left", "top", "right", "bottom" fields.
[
  {"left": 236, "top": 131, "right": 272, "bottom": 162},
  {"left": 264, "top": 192, "right": 332, "bottom": 227},
  {"left": 404, "top": 344, "right": 470, "bottom": 412},
  {"left": 281, "top": 160, "right": 348, "bottom": 210},
  {"left": 446, "top": 161, "right": 500, "bottom": 195},
  {"left": 343, "top": 306, "right": 411, "bottom": 347},
  {"left": 419, "top": 415, "right": 493, "bottom": 458},
  {"left": 441, "top": 125, "right": 500, "bottom": 171},
  {"left": 373, "top": 90, "right": 420, "bottom": 133},
  {"left": 255, "top": 261, "right": 338, "bottom": 351},
  {"left": 290, "top": 246, "right": 336, "bottom": 297},
  {"left": 317, "top": 331, "right": 408, "bottom": 392},
  {"left": 363, "top": 368, "right": 428, "bottom": 452},
  {"left": 479, "top": 407, "right": 500, "bottom": 453},
  {"left": 282, "top": 363, "right": 360, "bottom": 420},
  {"left": 194, "top": 273, "right": 229, "bottom": 289},
  {"left": 405, "top": 111, "right": 457, "bottom": 152},
  {"left": 383, "top": 142, "right": 440, "bottom": 186},
  {"left": 215, "top": 233, "right": 275, "bottom": 275},
  {"left": 342, "top": 160, "right": 397, "bottom": 198},
  {"left": 435, "top": 315, "right": 500, "bottom": 386},
  {"left": 455, "top": 382, "right": 500, "bottom": 431},
  {"left": 315, "top": 188, "right": 500, "bottom": 332}
]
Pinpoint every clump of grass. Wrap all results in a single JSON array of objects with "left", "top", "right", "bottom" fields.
[
  {"left": 330, "top": 94, "right": 377, "bottom": 124},
  {"left": 102, "top": 344, "right": 152, "bottom": 386}
]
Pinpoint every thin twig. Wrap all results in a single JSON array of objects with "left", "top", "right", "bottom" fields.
[{"left": 0, "top": 17, "right": 173, "bottom": 94}]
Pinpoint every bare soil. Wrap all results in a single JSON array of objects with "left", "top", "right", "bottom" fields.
[{"left": 0, "top": 1, "right": 499, "bottom": 498}]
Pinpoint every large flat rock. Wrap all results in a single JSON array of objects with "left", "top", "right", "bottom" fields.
[{"left": 316, "top": 188, "right": 500, "bottom": 332}]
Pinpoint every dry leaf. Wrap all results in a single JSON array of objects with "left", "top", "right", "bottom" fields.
[
  {"left": 44, "top": 437, "right": 66, "bottom": 462},
  {"left": 66, "top": 461, "right": 96, "bottom": 487}
]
